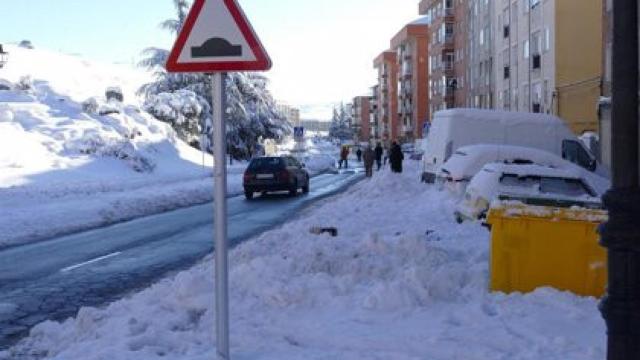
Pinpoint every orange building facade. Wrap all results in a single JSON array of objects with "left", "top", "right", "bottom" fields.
[
  {"left": 391, "top": 21, "right": 430, "bottom": 140},
  {"left": 373, "top": 51, "right": 400, "bottom": 142},
  {"left": 352, "top": 96, "right": 371, "bottom": 142},
  {"left": 419, "top": 0, "right": 468, "bottom": 119}
]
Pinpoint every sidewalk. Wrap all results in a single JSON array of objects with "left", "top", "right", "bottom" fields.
[{"left": 3, "top": 161, "right": 606, "bottom": 360}]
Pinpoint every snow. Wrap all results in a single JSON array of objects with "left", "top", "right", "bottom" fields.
[
  {"left": 0, "top": 46, "right": 335, "bottom": 248},
  {"left": 3, "top": 162, "right": 606, "bottom": 360},
  {"left": 442, "top": 144, "right": 589, "bottom": 182}
]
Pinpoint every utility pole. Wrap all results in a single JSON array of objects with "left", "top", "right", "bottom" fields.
[{"left": 599, "top": 0, "right": 640, "bottom": 359}]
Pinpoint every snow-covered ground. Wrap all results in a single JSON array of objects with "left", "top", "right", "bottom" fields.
[
  {"left": 3, "top": 161, "right": 605, "bottom": 360},
  {"left": 0, "top": 46, "right": 335, "bottom": 248}
]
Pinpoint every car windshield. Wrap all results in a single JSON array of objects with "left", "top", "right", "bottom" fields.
[{"left": 248, "top": 157, "right": 283, "bottom": 171}]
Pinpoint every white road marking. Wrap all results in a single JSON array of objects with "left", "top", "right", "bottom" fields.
[{"left": 61, "top": 252, "right": 122, "bottom": 273}]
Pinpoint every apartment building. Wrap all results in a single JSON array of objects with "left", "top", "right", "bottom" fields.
[
  {"left": 370, "top": 85, "right": 380, "bottom": 140},
  {"left": 352, "top": 96, "right": 372, "bottom": 142},
  {"left": 494, "top": 0, "right": 602, "bottom": 134},
  {"left": 419, "top": 0, "right": 468, "bottom": 119},
  {"left": 373, "top": 51, "right": 400, "bottom": 142},
  {"left": 276, "top": 102, "right": 301, "bottom": 126},
  {"left": 467, "top": 0, "right": 495, "bottom": 108},
  {"left": 391, "top": 19, "right": 430, "bottom": 141}
]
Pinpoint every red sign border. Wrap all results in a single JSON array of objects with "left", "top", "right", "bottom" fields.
[{"left": 166, "top": 0, "right": 272, "bottom": 73}]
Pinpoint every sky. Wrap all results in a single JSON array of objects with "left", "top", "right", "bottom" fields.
[{"left": 2, "top": 0, "right": 421, "bottom": 119}]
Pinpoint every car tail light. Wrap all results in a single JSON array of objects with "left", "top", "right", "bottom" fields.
[
  {"left": 278, "top": 170, "right": 290, "bottom": 182},
  {"left": 243, "top": 172, "right": 254, "bottom": 183}
]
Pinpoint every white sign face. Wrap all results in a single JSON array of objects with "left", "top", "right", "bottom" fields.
[
  {"left": 166, "top": 0, "right": 271, "bottom": 73},
  {"left": 177, "top": 0, "right": 256, "bottom": 64}
]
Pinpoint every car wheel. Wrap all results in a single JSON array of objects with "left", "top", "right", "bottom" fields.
[
  {"left": 245, "top": 190, "right": 254, "bottom": 200},
  {"left": 289, "top": 180, "right": 298, "bottom": 197},
  {"left": 302, "top": 178, "right": 310, "bottom": 194}
]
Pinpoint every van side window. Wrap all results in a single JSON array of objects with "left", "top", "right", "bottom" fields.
[{"left": 562, "top": 140, "right": 594, "bottom": 171}]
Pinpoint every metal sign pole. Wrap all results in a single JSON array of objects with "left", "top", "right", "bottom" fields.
[{"left": 212, "top": 72, "right": 230, "bottom": 360}]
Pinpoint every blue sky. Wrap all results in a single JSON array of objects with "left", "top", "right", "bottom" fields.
[{"left": 2, "top": 0, "right": 420, "bottom": 117}]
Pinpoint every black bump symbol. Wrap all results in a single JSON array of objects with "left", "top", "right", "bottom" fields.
[{"left": 192, "top": 37, "right": 242, "bottom": 57}]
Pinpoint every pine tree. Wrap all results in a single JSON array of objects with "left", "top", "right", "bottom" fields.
[
  {"left": 138, "top": 0, "right": 291, "bottom": 159},
  {"left": 329, "top": 103, "right": 353, "bottom": 141}
]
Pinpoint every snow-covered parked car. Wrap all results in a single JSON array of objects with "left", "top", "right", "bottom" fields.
[
  {"left": 421, "top": 109, "right": 607, "bottom": 183},
  {"left": 440, "top": 145, "right": 607, "bottom": 196},
  {"left": 454, "top": 163, "right": 603, "bottom": 223}
]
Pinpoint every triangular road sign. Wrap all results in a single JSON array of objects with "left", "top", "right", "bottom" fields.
[{"left": 166, "top": 0, "right": 272, "bottom": 73}]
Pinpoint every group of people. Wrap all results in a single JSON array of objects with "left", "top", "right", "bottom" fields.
[{"left": 341, "top": 141, "right": 405, "bottom": 178}]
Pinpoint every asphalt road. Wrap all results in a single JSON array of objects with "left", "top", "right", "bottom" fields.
[{"left": 0, "top": 169, "right": 363, "bottom": 349}]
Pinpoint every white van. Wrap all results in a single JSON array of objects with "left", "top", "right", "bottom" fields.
[{"left": 421, "top": 109, "right": 606, "bottom": 183}]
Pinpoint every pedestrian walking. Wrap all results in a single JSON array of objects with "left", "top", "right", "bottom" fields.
[
  {"left": 363, "top": 146, "right": 375, "bottom": 177},
  {"left": 374, "top": 142, "right": 384, "bottom": 171},
  {"left": 356, "top": 147, "right": 363, "bottom": 162},
  {"left": 389, "top": 141, "right": 404, "bottom": 173},
  {"left": 384, "top": 146, "right": 390, "bottom": 167},
  {"left": 339, "top": 146, "right": 350, "bottom": 169}
]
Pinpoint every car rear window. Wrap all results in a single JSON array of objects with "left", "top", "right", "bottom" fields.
[
  {"left": 539, "top": 177, "right": 596, "bottom": 197},
  {"left": 248, "top": 157, "right": 284, "bottom": 171},
  {"left": 499, "top": 174, "right": 596, "bottom": 198}
]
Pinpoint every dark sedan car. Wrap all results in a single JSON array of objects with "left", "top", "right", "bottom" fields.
[{"left": 243, "top": 156, "right": 310, "bottom": 199}]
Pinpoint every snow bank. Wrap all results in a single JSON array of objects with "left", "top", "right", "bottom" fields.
[
  {"left": 4, "top": 162, "right": 605, "bottom": 360},
  {"left": 0, "top": 46, "right": 338, "bottom": 248}
]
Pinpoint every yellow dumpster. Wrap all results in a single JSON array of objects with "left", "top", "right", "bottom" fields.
[{"left": 487, "top": 202, "right": 608, "bottom": 297}]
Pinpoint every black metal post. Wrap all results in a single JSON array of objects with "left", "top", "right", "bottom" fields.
[{"left": 599, "top": 0, "right": 640, "bottom": 359}]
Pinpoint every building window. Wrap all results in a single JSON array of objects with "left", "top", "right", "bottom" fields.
[
  {"left": 524, "top": 40, "right": 529, "bottom": 59},
  {"left": 504, "top": 66, "right": 511, "bottom": 79},
  {"left": 544, "top": 28, "right": 551, "bottom": 52},
  {"left": 532, "top": 54, "right": 541, "bottom": 70}
]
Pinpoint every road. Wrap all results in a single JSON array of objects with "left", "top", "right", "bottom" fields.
[{"left": 0, "top": 169, "right": 363, "bottom": 349}]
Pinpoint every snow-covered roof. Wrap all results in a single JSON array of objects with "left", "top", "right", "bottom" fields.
[
  {"left": 435, "top": 108, "right": 565, "bottom": 126},
  {"left": 441, "top": 144, "right": 578, "bottom": 181},
  {"left": 482, "top": 163, "right": 583, "bottom": 179},
  {"left": 411, "top": 16, "right": 430, "bottom": 25}
]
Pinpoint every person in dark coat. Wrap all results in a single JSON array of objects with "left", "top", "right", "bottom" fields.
[
  {"left": 339, "top": 146, "right": 350, "bottom": 169},
  {"left": 374, "top": 143, "right": 384, "bottom": 171},
  {"left": 389, "top": 141, "right": 404, "bottom": 173},
  {"left": 356, "top": 147, "right": 363, "bottom": 162},
  {"left": 363, "top": 146, "right": 375, "bottom": 177}
]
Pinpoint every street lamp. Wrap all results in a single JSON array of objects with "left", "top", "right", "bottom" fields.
[{"left": 599, "top": 0, "right": 640, "bottom": 359}]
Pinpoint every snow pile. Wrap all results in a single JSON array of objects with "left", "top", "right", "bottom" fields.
[
  {"left": 0, "top": 45, "right": 206, "bottom": 186},
  {"left": 4, "top": 162, "right": 605, "bottom": 360},
  {"left": 0, "top": 46, "right": 337, "bottom": 248}
]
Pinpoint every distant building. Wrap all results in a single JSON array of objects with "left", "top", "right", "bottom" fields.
[
  {"left": 300, "top": 119, "right": 331, "bottom": 133},
  {"left": 276, "top": 102, "right": 301, "bottom": 126},
  {"left": 370, "top": 85, "right": 380, "bottom": 140},
  {"left": 0, "top": 44, "right": 8, "bottom": 69},
  {"left": 391, "top": 19, "right": 430, "bottom": 141},
  {"left": 373, "top": 50, "right": 400, "bottom": 142},
  {"left": 352, "top": 96, "right": 372, "bottom": 142},
  {"left": 420, "top": 0, "right": 469, "bottom": 118}
]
